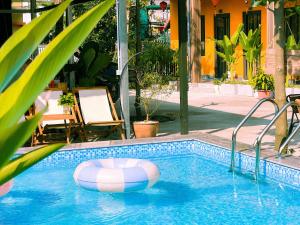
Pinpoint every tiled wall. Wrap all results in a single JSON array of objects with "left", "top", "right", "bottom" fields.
[
  {"left": 192, "top": 140, "right": 300, "bottom": 188},
  {"left": 30, "top": 139, "right": 300, "bottom": 188}
]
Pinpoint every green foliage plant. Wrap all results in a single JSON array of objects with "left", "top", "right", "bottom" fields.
[
  {"left": 58, "top": 93, "right": 75, "bottom": 107},
  {"left": 215, "top": 24, "right": 243, "bottom": 81},
  {"left": 250, "top": 68, "right": 274, "bottom": 91},
  {"left": 213, "top": 79, "right": 222, "bottom": 85},
  {"left": 76, "top": 41, "right": 112, "bottom": 86},
  {"left": 73, "top": 0, "right": 117, "bottom": 53},
  {"left": 239, "top": 25, "right": 262, "bottom": 80},
  {"left": 286, "top": 35, "right": 300, "bottom": 50},
  {"left": 139, "top": 41, "right": 177, "bottom": 82},
  {"left": 138, "top": 72, "right": 174, "bottom": 121},
  {"left": 0, "top": 0, "right": 114, "bottom": 186},
  {"left": 252, "top": 0, "right": 300, "bottom": 13}
]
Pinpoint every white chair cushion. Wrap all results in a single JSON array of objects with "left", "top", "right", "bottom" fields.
[{"left": 78, "top": 89, "right": 113, "bottom": 124}]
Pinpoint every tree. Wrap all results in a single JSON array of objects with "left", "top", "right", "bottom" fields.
[
  {"left": 73, "top": 0, "right": 117, "bottom": 53},
  {"left": 251, "top": 0, "right": 300, "bottom": 150}
]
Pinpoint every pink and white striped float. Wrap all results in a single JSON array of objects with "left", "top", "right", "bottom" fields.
[
  {"left": 0, "top": 180, "right": 13, "bottom": 197},
  {"left": 73, "top": 158, "right": 160, "bottom": 192}
]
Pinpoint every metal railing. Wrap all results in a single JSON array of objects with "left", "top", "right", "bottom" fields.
[
  {"left": 253, "top": 101, "right": 296, "bottom": 180},
  {"left": 231, "top": 97, "right": 300, "bottom": 181},
  {"left": 230, "top": 98, "right": 279, "bottom": 172}
]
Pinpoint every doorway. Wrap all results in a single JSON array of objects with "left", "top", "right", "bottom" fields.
[{"left": 214, "top": 13, "right": 230, "bottom": 79}]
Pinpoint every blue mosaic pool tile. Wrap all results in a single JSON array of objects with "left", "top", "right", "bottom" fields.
[
  {"left": 264, "top": 161, "right": 300, "bottom": 187},
  {"left": 191, "top": 140, "right": 300, "bottom": 188},
  {"left": 34, "top": 140, "right": 194, "bottom": 169},
  {"left": 192, "top": 141, "right": 231, "bottom": 165},
  {"left": 30, "top": 139, "right": 300, "bottom": 188}
]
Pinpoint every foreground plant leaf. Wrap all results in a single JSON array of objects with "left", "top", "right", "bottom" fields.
[
  {"left": 0, "top": 0, "right": 115, "bottom": 132},
  {"left": 0, "top": 0, "right": 72, "bottom": 92},
  {"left": 0, "top": 144, "right": 64, "bottom": 185},
  {"left": 0, "top": 112, "right": 43, "bottom": 169}
]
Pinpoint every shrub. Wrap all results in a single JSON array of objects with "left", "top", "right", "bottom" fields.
[
  {"left": 58, "top": 93, "right": 75, "bottom": 107},
  {"left": 250, "top": 68, "right": 274, "bottom": 91}
]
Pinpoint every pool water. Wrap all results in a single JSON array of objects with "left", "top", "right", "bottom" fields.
[{"left": 1, "top": 153, "right": 300, "bottom": 225}]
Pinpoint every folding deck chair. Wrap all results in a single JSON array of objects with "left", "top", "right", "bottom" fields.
[
  {"left": 73, "top": 87, "right": 125, "bottom": 140},
  {"left": 32, "top": 88, "right": 79, "bottom": 145}
]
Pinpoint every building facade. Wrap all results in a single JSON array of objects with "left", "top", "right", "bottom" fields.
[{"left": 170, "top": 0, "right": 300, "bottom": 82}]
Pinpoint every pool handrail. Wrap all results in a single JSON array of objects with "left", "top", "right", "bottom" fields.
[
  {"left": 230, "top": 97, "right": 279, "bottom": 172},
  {"left": 253, "top": 101, "right": 297, "bottom": 180}
]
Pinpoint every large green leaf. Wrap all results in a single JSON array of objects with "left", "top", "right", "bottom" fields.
[
  {"left": 0, "top": 0, "right": 71, "bottom": 92},
  {"left": 83, "top": 48, "right": 96, "bottom": 74},
  {"left": 0, "top": 0, "right": 115, "bottom": 132},
  {"left": 215, "top": 40, "right": 224, "bottom": 48},
  {"left": 231, "top": 24, "right": 243, "bottom": 46},
  {"left": 239, "top": 32, "right": 249, "bottom": 50},
  {"left": 251, "top": 0, "right": 267, "bottom": 7},
  {"left": 223, "top": 36, "right": 232, "bottom": 57},
  {"left": 88, "top": 53, "right": 111, "bottom": 77},
  {"left": 216, "top": 52, "right": 226, "bottom": 60},
  {"left": 0, "top": 143, "right": 64, "bottom": 185},
  {"left": 0, "top": 112, "right": 43, "bottom": 169}
]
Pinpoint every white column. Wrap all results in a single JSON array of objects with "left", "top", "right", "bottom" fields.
[{"left": 116, "top": 0, "right": 130, "bottom": 138}]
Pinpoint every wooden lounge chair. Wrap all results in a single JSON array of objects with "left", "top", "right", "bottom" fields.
[
  {"left": 73, "top": 87, "right": 125, "bottom": 140},
  {"left": 31, "top": 88, "right": 79, "bottom": 145}
]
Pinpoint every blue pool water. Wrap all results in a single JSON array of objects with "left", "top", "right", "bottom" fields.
[{"left": 1, "top": 141, "right": 300, "bottom": 224}]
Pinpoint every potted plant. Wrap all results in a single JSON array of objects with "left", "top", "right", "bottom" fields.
[
  {"left": 58, "top": 92, "right": 75, "bottom": 114},
  {"left": 133, "top": 72, "right": 173, "bottom": 138},
  {"left": 250, "top": 68, "right": 274, "bottom": 99}
]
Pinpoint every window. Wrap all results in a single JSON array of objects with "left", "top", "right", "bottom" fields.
[{"left": 242, "top": 10, "right": 261, "bottom": 33}]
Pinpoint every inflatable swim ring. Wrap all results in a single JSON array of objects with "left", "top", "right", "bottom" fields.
[
  {"left": 0, "top": 180, "right": 13, "bottom": 197},
  {"left": 73, "top": 158, "right": 160, "bottom": 192}
]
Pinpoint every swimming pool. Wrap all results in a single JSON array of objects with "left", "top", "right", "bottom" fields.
[{"left": 1, "top": 140, "right": 300, "bottom": 224}]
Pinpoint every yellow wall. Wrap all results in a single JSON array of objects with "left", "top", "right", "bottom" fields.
[{"left": 170, "top": 0, "right": 267, "bottom": 79}]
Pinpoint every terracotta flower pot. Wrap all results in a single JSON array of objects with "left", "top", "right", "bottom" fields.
[
  {"left": 258, "top": 90, "right": 273, "bottom": 99},
  {"left": 133, "top": 121, "right": 159, "bottom": 138},
  {"left": 63, "top": 106, "right": 71, "bottom": 114}
]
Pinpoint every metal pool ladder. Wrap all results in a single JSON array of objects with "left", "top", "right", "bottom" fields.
[
  {"left": 230, "top": 98, "right": 279, "bottom": 177},
  {"left": 231, "top": 98, "right": 300, "bottom": 180}
]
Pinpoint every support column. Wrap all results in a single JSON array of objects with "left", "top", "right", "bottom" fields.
[
  {"left": 178, "top": 0, "right": 189, "bottom": 134},
  {"left": 0, "top": 0, "right": 12, "bottom": 47},
  {"left": 190, "top": 0, "right": 201, "bottom": 83},
  {"left": 30, "top": 0, "right": 36, "bottom": 19},
  {"left": 117, "top": 0, "right": 130, "bottom": 138}
]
